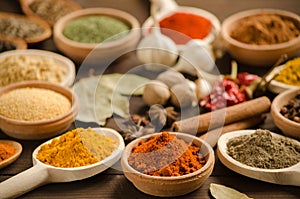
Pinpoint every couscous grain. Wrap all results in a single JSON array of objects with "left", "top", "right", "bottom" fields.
[{"left": 0, "top": 87, "right": 71, "bottom": 121}]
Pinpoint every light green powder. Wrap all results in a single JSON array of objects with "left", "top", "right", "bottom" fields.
[{"left": 63, "top": 15, "right": 130, "bottom": 43}]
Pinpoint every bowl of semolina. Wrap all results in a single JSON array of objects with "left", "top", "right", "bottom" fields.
[{"left": 0, "top": 81, "right": 79, "bottom": 140}]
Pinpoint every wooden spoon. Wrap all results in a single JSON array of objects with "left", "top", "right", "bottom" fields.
[
  {"left": 217, "top": 129, "right": 300, "bottom": 186},
  {"left": 0, "top": 127, "right": 125, "bottom": 198},
  {"left": 0, "top": 140, "right": 22, "bottom": 170}
]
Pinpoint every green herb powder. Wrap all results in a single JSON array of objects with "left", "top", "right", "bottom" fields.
[
  {"left": 62, "top": 15, "right": 130, "bottom": 43},
  {"left": 227, "top": 129, "right": 300, "bottom": 169}
]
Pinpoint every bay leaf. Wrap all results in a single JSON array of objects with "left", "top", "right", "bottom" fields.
[{"left": 210, "top": 183, "right": 253, "bottom": 199}]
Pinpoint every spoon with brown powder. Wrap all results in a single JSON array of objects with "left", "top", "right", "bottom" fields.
[{"left": 0, "top": 127, "right": 125, "bottom": 198}]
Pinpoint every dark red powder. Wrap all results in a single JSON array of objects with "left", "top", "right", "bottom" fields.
[{"left": 159, "top": 12, "right": 212, "bottom": 44}]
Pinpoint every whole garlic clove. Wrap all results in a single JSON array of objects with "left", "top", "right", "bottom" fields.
[
  {"left": 195, "top": 78, "right": 212, "bottom": 100},
  {"left": 170, "top": 81, "right": 198, "bottom": 108},
  {"left": 156, "top": 69, "right": 186, "bottom": 88}
]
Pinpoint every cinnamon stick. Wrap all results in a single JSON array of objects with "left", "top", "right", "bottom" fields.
[
  {"left": 199, "top": 115, "right": 265, "bottom": 148},
  {"left": 172, "top": 96, "right": 271, "bottom": 134}
]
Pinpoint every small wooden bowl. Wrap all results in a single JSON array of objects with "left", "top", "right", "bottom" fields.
[
  {"left": 0, "top": 49, "right": 76, "bottom": 87},
  {"left": 53, "top": 7, "right": 141, "bottom": 64},
  {"left": 20, "top": 0, "right": 82, "bottom": 26},
  {"left": 0, "top": 81, "right": 79, "bottom": 140},
  {"left": 0, "top": 11, "right": 51, "bottom": 43},
  {"left": 221, "top": 9, "right": 300, "bottom": 67},
  {"left": 0, "top": 140, "right": 22, "bottom": 169},
  {"left": 121, "top": 132, "right": 215, "bottom": 197},
  {"left": 271, "top": 89, "right": 300, "bottom": 139}
]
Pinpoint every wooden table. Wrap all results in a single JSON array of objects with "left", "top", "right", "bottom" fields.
[{"left": 0, "top": 0, "right": 300, "bottom": 198}]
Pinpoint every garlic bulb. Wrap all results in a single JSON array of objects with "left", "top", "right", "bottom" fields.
[
  {"left": 142, "top": 80, "right": 171, "bottom": 106},
  {"left": 173, "top": 40, "right": 215, "bottom": 75},
  {"left": 170, "top": 81, "right": 198, "bottom": 108},
  {"left": 195, "top": 77, "right": 212, "bottom": 100},
  {"left": 156, "top": 69, "right": 186, "bottom": 88},
  {"left": 136, "top": 28, "right": 178, "bottom": 71}
]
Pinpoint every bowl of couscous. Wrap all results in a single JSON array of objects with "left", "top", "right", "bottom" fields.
[{"left": 0, "top": 81, "right": 79, "bottom": 140}]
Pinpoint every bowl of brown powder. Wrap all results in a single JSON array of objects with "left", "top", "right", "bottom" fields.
[
  {"left": 0, "top": 81, "right": 79, "bottom": 140},
  {"left": 121, "top": 131, "right": 215, "bottom": 197},
  {"left": 221, "top": 9, "right": 300, "bottom": 67}
]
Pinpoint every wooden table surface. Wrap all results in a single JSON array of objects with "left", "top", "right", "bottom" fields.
[{"left": 0, "top": 0, "right": 300, "bottom": 198}]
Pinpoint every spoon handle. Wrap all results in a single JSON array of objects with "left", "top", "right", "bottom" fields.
[{"left": 0, "top": 164, "right": 49, "bottom": 198}]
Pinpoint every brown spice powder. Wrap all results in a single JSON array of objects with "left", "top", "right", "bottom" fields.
[{"left": 128, "top": 132, "right": 206, "bottom": 176}]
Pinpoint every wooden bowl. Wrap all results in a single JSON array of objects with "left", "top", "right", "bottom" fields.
[
  {"left": 121, "top": 132, "right": 215, "bottom": 197},
  {"left": 20, "top": 0, "right": 82, "bottom": 26},
  {"left": 0, "top": 49, "right": 76, "bottom": 87},
  {"left": 0, "top": 140, "right": 22, "bottom": 169},
  {"left": 53, "top": 7, "right": 141, "bottom": 64},
  {"left": 271, "top": 89, "right": 300, "bottom": 139},
  {"left": 0, "top": 12, "right": 51, "bottom": 44},
  {"left": 221, "top": 9, "right": 300, "bottom": 67},
  {"left": 0, "top": 81, "right": 79, "bottom": 140},
  {"left": 0, "top": 36, "right": 27, "bottom": 52}
]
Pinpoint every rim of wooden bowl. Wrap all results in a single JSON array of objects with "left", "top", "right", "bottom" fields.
[{"left": 0, "top": 11, "right": 51, "bottom": 43}]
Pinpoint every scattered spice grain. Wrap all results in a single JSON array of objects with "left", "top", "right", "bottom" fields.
[
  {"left": 227, "top": 129, "right": 300, "bottom": 169},
  {"left": 0, "top": 87, "right": 71, "bottom": 121},
  {"left": 63, "top": 15, "right": 130, "bottom": 43},
  {"left": 128, "top": 132, "right": 206, "bottom": 176},
  {"left": 29, "top": 0, "right": 76, "bottom": 24},
  {"left": 0, "top": 17, "right": 45, "bottom": 39},
  {"left": 0, "top": 55, "right": 67, "bottom": 87},
  {"left": 36, "top": 128, "right": 116, "bottom": 168},
  {"left": 0, "top": 143, "right": 15, "bottom": 162},
  {"left": 231, "top": 14, "right": 300, "bottom": 45}
]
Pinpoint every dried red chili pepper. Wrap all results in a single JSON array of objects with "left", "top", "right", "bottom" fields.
[
  {"left": 237, "top": 72, "right": 259, "bottom": 86},
  {"left": 200, "top": 79, "right": 247, "bottom": 111}
]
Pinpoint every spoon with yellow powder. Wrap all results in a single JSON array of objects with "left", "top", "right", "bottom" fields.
[{"left": 0, "top": 127, "right": 125, "bottom": 198}]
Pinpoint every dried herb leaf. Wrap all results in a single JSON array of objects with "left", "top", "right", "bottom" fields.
[{"left": 210, "top": 183, "right": 253, "bottom": 199}]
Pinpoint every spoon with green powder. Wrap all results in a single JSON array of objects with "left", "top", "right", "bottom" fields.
[
  {"left": 217, "top": 129, "right": 300, "bottom": 186},
  {"left": 0, "top": 127, "right": 125, "bottom": 198}
]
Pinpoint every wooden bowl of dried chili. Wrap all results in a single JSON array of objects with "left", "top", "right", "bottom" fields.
[
  {"left": 221, "top": 8, "right": 300, "bottom": 67},
  {"left": 121, "top": 131, "right": 215, "bottom": 197}
]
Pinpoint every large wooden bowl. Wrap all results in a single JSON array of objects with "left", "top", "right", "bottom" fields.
[
  {"left": 121, "top": 132, "right": 215, "bottom": 197},
  {"left": 0, "top": 12, "right": 51, "bottom": 44},
  {"left": 271, "top": 88, "right": 300, "bottom": 139},
  {"left": 0, "top": 81, "right": 79, "bottom": 140}
]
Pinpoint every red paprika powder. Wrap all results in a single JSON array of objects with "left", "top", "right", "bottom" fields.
[{"left": 159, "top": 12, "right": 212, "bottom": 44}]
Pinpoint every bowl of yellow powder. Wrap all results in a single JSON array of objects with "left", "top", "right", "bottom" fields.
[
  {"left": 0, "top": 49, "right": 76, "bottom": 88},
  {"left": 221, "top": 9, "right": 300, "bottom": 67},
  {"left": 0, "top": 81, "right": 79, "bottom": 140},
  {"left": 53, "top": 7, "right": 141, "bottom": 64}
]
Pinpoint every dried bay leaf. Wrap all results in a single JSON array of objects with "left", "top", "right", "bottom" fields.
[
  {"left": 73, "top": 74, "right": 149, "bottom": 126},
  {"left": 210, "top": 183, "right": 253, "bottom": 199}
]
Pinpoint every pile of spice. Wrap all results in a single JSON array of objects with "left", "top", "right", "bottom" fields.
[
  {"left": 0, "top": 40, "right": 16, "bottom": 52},
  {"left": 280, "top": 92, "right": 300, "bottom": 123},
  {"left": 128, "top": 132, "right": 206, "bottom": 176},
  {"left": 63, "top": 15, "right": 130, "bottom": 43},
  {"left": 227, "top": 129, "right": 300, "bottom": 169},
  {"left": 36, "top": 128, "right": 116, "bottom": 168},
  {"left": 275, "top": 57, "right": 300, "bottom": 86},
  {"left": 0, "top": 87, "right": 71, "bottom": 121},
  {"left": 0, "top": 55, "right": 67, "bottom": 87},
  {"left": 159, "top": 12, "right": 212, "bottom": 44},
  {"left": 0, "top": 17, "right": 45, "bottom": 40},
  {"left": 231, "top": 14, "right": 300, "bottom": 45},
  {"left": 29, "top": 0, "right": 77, "bottom": 24},
  {"left": 0, "top": 143, "right": 15, "bottom": 162}
]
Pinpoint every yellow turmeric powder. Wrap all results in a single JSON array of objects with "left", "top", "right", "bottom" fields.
[
  {"left": 275, "top": 57, "right": 300, "bottom": 86},
  {"left": 36, "top": 128, "right": 116, "bottom": 168}
]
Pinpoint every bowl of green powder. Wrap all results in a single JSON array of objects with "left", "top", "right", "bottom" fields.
[{"left": 53, "top": 7, "right": 141, "bottom": 64}]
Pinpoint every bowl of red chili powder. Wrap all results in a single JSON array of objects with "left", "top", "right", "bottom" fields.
[
  {"left": 142, "top": 6, "right": 221, "bottom": 47},
  {"left": 121, "top": 131, "right": 215, "bottom": 197}
]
